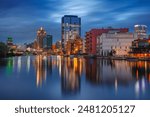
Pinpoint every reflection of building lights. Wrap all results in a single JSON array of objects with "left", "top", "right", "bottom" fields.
[
  {"left": 17, "top": 57, "right": 21, "bottom": 73},
  {"left": 43, "top": 56, "right": 47, "bottom": 60},
  {"left": 13, "top": 57, "right": 15, "bottom": 70},
  {"left": 115, "top": 79, "right": 118, "bottom": 93},
  {"left": 27, "top": 56, "right": 30, "bottom": 72},
  {"left": 142, "top": 78, "right": 145, "bottom": 93},
  {"left": 136, "top": 70, "right": 139, "bottom": 80},
  {"left": 36, "top": 56, "right": 40, "bottom": 86},
  {"left": 6, "top": 58, "right": 13, "bottom": 75},
  {"left": 145, "top": 61, "right": 147, "bottom": 72},
  {"left": 57, "top": 56, "right": 62, "bottom": 76},
  {"left": 135, "top": 81, "right": 139, "bottom": 97},
  {"left": 79, "top": 58, "right": 82, "bottom": 75},
  {"left": 35, "top": 55, "right": 47, "bottom": 87},
  {"left": 73, "top": 58, "right": 77, "bottom": 71}
]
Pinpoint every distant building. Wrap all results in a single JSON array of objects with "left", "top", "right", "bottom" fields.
[
  {"left": 56, "top": 40, "right": 62, "bottom": 49},
  {"left": 82, "top": 39, "right": 86, "bottom": 54},
  {"left": 97, "top": 32, "right": 134, "bottom": 56},
  {"left": 61, "top": 15, "right": 81, "bottom": 52},
  {"left": 37, "top": 27, "right": 46, "bottom": 49},
  {"left": 33, "top": 40, "right": 38, "bottom": 49},
  {"left": 43, "top": 35, "right": 52, "bottom": 49},
  {"left": 134, "top": 25, "right": 147, "bottom": 39},
  {"left": 85, "top": 28, "right": 129, "bottom": 55},
  {"left": 7, "top": 37, "right": 13, "bottom": 46}
]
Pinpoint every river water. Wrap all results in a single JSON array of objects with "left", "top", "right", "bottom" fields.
[{"left": 0, "top": 55, "right": 150, "bottom": 100}]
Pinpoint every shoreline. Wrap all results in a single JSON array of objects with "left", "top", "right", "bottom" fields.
[{"left": 1, "top": 54, "right": 150, "bottom": 61}]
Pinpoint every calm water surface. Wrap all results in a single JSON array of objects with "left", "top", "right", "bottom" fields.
[{"left": 0, "top": 55, "right": 150, "bottom": 100}]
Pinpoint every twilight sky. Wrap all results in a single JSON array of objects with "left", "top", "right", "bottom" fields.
[{"left": 0, "top": 0, "right": 150, "bottom": 44}]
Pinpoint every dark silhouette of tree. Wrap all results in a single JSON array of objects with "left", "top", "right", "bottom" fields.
[{"left": 0, "top": 42, "right": 8, "bottom": 57}]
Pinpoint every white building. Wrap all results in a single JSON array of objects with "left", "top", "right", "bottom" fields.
[{"left": 97, "top": 32, "right": 135, "bottom": 56}]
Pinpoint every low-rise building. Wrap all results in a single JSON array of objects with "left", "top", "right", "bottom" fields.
[
  {"left": 130, "top": 39, "right": 150, "bottom": 57},
  {"left": 85, "top": 28, "right": 129, "bottom": 55},
  {"left": 97, "top": 32, "right": 134, "bottom": 56}
]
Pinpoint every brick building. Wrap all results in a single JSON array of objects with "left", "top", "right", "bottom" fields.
[{"left": 85, "top": 28, "right": 129, "bottom": 55}]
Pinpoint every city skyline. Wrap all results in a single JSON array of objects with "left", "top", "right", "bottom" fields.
[{"left": 0, "top": 0, "right": 150, "bottom": 44}]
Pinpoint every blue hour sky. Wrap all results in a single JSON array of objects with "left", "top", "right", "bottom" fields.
[{"left": 0, "top": 0, "right": 150, "bottom": 44}]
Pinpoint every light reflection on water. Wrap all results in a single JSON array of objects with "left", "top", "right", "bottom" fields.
[{"left": 0, "top": 55, "right": 150, "bottom": 100}]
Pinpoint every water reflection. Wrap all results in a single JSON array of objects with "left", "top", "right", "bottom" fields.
[
  {"left": 86, "top": 59, "right": 132, "bottom": 86},
  {"left": 27, "top": 56, "right": 31, "bottom": 72},
  {"left": 17, "top": 56, "right": 22, "bottom": 72},
  {"left": 1, "top": 56, "right": 150, "bottom": 99},
  {"left": 60, "top": 57, "right": 82, "bottom": 95},
  {"left": 34, "top": 55, "right": 46, "bottom": 86},
  {"left": 32, "top": 56, "right": 150, "bottom": 97}
]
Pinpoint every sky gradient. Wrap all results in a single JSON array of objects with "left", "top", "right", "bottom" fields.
[{"left": 0, "top": 0, "right": 150, "bottom": 44}]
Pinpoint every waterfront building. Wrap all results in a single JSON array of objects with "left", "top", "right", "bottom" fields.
[
  {"left": 56, "top": 40, "right": 62, "bottom": 49},
  {"left": 73, "top": 36, "right": 83, "bottom": 54},
  {"left": 56, "top": 40, "right": 62, "bottom": 54},
  {"left": 97, "top": 32, "right": 134, "bottom": 56},
  {"left": 37, "top": 27, "right": 46, "bottom": 49},
  {"left": 33, "top": 39, "right": 38, "bottom": 49},
  {"left": 61, "top": 15, "right": 81, "bottom": 52},
  {"left": 65, "top": 36, "right": 83, "bottom": 55},
  {"left": 43, "top": 35, "right": 52, "bottom": 49},
  {"left": 134, "top": 25, "right": 147, "bottom": 39},
  {"left": 130, "top": 39, "right": 150, "bottom": 57},
  {"left": 85, "top": 28, "right": 128, "bottom": 55}
]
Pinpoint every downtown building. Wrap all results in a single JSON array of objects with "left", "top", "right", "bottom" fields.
[
  {"left": 134, "top": 25, "right": 147, "bottom": 39},
  {"left": 85, "top": 28, "right": 129, "bottom": 55},
  {"left": 97, "top": 31, "right": 134, "bottom": 56},
  {"left": 61, "top": 15, "right": 81, "bottom": 53},
  {"left": 43, "top": 35, "right": 53, "bottom": 50},
  {"left": 36, "top": 27, "right": 46, "bottom": 49}
]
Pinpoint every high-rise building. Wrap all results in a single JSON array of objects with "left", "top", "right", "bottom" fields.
[
  {"left": 61, "top": 15, "right": 81, "bottom": 52},
  {"left": 134, "top": 25, "right": 147, "bottom": 39},
  {"left": 85, "top": 28, "right": 129, "bottom": 55},
  {"left": 43, "top": 35, "right": 52, "bottom": 49},
  {"left": 37, "top": 27, "right": 46, "bottom": 49}
]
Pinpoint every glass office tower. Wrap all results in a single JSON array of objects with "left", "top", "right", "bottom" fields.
[{"left": 61, "top": 15, "right": 81, "bottom": 51}]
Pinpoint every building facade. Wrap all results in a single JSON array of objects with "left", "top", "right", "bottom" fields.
[
  {"left": 61, "top": 15, "right": 81, "bottom": 52},
  {"left": 134, "top": 25, "right": 147, "bottom": 39},
  {"left": 43, "top": 35, "right": 52, "bottom": 49},
  {"left": 37, "top": 27, "right": 46, "bottom": 49},
  {"left": 130, "top": 39, "right": 150, "bottom": 57},
  {"left": 97, "top": 32, "right": 134, "bottom": 56},
  {"left": 85, "top": 28, "right": 129, "bottom": 55}
]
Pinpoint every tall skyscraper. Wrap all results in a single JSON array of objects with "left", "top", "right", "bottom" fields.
[
  {"left": 134, "top": 25, "right": 147, "bottom": 39},
  {"left": 61, "top": 15, "right": 81, "bottom": 51},
  {"left": 37, "top": 27, "right": 46, "bottom": 49}
]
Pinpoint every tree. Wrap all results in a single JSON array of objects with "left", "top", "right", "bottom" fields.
[{"left": 0, "top": 42, "right": 8, "bottom": 57}]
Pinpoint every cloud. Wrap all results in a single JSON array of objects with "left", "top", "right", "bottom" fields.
[{"left": 0, "top": 0, "right": 150, "bottom": 43}]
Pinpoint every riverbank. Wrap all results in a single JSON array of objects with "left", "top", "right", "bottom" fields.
[
  {"left": 96, "top": 56, "right": 150, "bottom": 61},
  {"left": 2, "top": 53, "right": 150, "bottom": 61}
]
